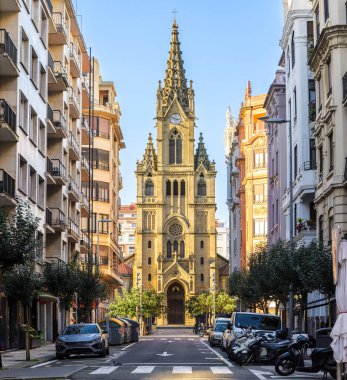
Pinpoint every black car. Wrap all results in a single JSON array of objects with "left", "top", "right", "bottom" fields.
[{"left": 55, "top": 323, "right": 109, "bottom": 359}]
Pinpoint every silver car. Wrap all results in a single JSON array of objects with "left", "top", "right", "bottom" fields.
[
  {"left": 208, "top": 322, "right": 228, "bottom": 347},
  {"left": 56, "top": 323, "right": 109, "bottom": 359}
]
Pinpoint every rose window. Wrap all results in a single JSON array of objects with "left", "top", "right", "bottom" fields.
[{"left": 169, "top": 223, "right": 182, "bottom": 237}]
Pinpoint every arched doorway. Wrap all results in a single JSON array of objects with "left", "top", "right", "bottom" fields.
[{"left": 167, "top": 282, "right": 185, "bottom": 325}]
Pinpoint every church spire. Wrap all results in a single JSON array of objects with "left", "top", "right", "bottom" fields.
[
  {"left": 195, "top": 133, "right": 211, "bottom": 170},
  {"left": 137, "top": 133, "right": 157, "bottom": 171},
  {"left": 161, "top": 21, "right": 189, "bottom": 110}
]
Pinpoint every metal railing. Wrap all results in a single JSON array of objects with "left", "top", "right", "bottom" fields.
[
  {"left": 253, "top": 163, "right": 267, "bottom": 170},
  {"left": 81, "top": 154, "right": 90, "bottom": 173},
  {"left": 92, "top": 195, "right": 109, "bottom": 203},
  {"left": 92, "top": 161, "right": 109, "bottom": 171},
  {"left": 0, "top": 29, "right": 17, "bottom": 65},
  {"left": 50, "top": 208, "right": 66, "bottom": 228},
  {"left": 68, "top": 218, "right": 79, "bottom": 240},
  {"left": 68, "top": 176, "right": 79, "bottom": 196},
  {"left": 80, "top": 191, "right": 90, "bottom": 212},
  {"left": 0, "top": 99, "right": 16, "bottom": 133},
  {"left": 299, "top": 160, "right": 316, "bottom": 173},
  {"left": 0, "top": 169, "right": 15, "bottom": 198},
  {"left": 308, "top": 100, "right": 316, "bottom": 123},
  {"left": 69, "top": 131, "right": 80, "bottom": 154},
  {"left": 80, "top": 230, "right": 90, "bottom": 247},
  {"left": 52, "top": 12, "right": 68, "bottom": 37},
  {"left": 53, "top": 110, "right": 67, "bottom": 133},
  {"left": 46, "top": 207, "right": 52, "bottom": 226},
  {"left": 70, "top": 42, "right": 81, "bottom": 71},
  {"left": 48, "top": 51, "right": 54, "bottom": 71},
  {"left": 69, "top": 87, "right": 80, "bottom": 110},
  {"left": 47, "top": 157, "right": 66, "bottom": 179},
  {"left": 47, "top": 103, "right": 53, "bottom": 123},
  {"left": 53, "top": 61, "right": 68, "bottom": 79}
]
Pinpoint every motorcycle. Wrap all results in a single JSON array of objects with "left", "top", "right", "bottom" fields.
[
  {"left": 227, "top": 328, "right": 255, "bottom": 362},
  {"left": 275, "top": 336, "right": 336, "bottom": 379}
]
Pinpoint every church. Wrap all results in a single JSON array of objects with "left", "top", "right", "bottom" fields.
[{"left": 134, "top": 20, "right": 218, "bottom": 326}]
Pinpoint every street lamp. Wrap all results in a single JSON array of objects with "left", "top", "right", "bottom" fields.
[
  {"left": 259, "top": 116, "right": 294, "bottom": 333},
  {"left": 212, "top": 272, "right": 216, "bottom": 325},
  {"left": 136, "top": 272, "right": 143, "bottom": 335}
]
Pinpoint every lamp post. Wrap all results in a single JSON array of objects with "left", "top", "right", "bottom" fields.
[
  {"left": 260, "top": 116, "right": 294, "bottom": 333},
  {"left": 96, "top": 218, "right": 112, "bottom": 322},
  {"left": 136, "top": 272, "right": 143, "bottom": 335},
  {"left": 212, "top": 272, "right": 216, "bottom": 325}
]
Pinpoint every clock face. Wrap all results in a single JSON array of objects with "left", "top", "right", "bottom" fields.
[{"left": 170, "top": 113, "right": 181, "bottom": 124}]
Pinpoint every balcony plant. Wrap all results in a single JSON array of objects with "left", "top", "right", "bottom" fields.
[{"left": 296, "top": 218, "right": 304, "bottom": 233}]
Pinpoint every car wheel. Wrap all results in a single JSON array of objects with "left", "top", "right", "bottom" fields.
[
  {"left": 106, "top": 346, "right": 110, "bottom": 355},
  {"left": 56, "top": 353, "right": 65, "bottom": 360},
  {"left": 99, "top": 344, "right": 106, "bottom": 358},
  {"left": 209, "top": 340, "right": 213, "bottom": 347}
]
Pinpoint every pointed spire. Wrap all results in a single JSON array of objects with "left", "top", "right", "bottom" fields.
[
  {"left": 162, "top": 21, "right": 189, "bottom": 110},
  {"left": 225, "top": 107, "right": 235, "bottom": 157},
  {"left": 195, "top": 132, "right": 211, "bottom": 170},
  {"left": 141, "top": 132, "right": 157, "bottom": 170},
  {"left": 245, "top": 80, "right": 252, "bottom": 99}
]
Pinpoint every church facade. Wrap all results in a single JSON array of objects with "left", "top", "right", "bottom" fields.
[{"left": 134, "top": 21, "right": 217, "bottom": 326}]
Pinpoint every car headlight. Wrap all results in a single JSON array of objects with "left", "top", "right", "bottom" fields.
[
  {"left": 56, "top": 338, "right": 64, "bottom": 345},
  {"left": 92, "top": 338, "right": 102, "bottom": 343}
]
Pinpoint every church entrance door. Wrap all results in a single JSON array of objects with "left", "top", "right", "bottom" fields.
[{"left": 167, "top": 282, "right": 185, "bottom": 325}]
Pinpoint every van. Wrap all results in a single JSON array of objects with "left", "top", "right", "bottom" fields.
[{"left": 225, "top": 312, "right": 281, "bottom": 347}]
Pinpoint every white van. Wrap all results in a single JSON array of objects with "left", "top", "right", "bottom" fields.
[{"left": 224, "top": 312, "right": 281, "bottom": 348}]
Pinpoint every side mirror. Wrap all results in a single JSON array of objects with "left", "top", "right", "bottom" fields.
[{"left": 227, "top": 322, "right": 233, "bottom": 330}]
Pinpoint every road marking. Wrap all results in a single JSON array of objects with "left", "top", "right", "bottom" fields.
[
  {"left": 174, "top": 338, "right": 181, "bottom": 340},
  {"left": 188, "top": 338, "right": 194, "bottom": 341},
  {"left": 89, "top": 366, "right": 118, "bottom": 375},
  {"left": 205, "top": 357, "right": 221, "bottom": 360},
  {"left": 156, "top": 351, "right": 174, "bottom": 357},
  {"left": 200, "top": 340, "right": 234, "bottom": 367},
  {"left": 160, "top": 338, "right": 167, "bottom": 340},
  {"left": 172, "top": 366, "right": 192, "bottom": 374},
  {"left": 131, "top": 366, "right": 155, "bottom": 374},
  {"left": 249, "top": 369, "right": 274, "bottom": 380},
  {"left": 210, "top": 366, "right": 233, "bottom": 374},
  {"left": 270, "top": 376, "right": 319, "bottom": 379},
  {"left": 30, "top": 360, "right": 57, "bottom": 368},
  {"left": 121, "top": 342, "right": 137, "bottom": 350}
]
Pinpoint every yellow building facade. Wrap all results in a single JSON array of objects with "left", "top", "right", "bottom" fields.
[
  {"left": 238, "top": 84, "right": 268, "bottom": 265},
  {"left": 134, "top": 21, "right": 217, "bottom": 326}
]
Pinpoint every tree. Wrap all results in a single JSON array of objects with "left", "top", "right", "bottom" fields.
[{"left": 215, "top": 292, "right": 236, "bottom": 315}]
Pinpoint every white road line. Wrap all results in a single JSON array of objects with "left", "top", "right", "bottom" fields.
[
  {"left": 188, "top": 338, "right": 194, "bottom": 341},
  {"left": 174, "top": 338, "right": 181, "bottom": 340},
  {"left": 210, "top": 366, "right": 233, "bottom": 374},
  {"left": 89, "top": 366, "right": 118, "bottom": 375},
  {"left": 30, "top": 360, "right": 57, "bottom": 368},
  {"left": 200, "top": 339, "right": 234, "bottom": 368},
  {"left": 205, "top": 357, "right": 221, "bottom": 360},
  {"left": 121, "top": 342, "right": 137, "bottom": 350},
  {"left": 131, "top": 366, "right": 155, "bottom": 374},
  {"left": 172, "top": 366, "right": 192, "bottom": 374}
]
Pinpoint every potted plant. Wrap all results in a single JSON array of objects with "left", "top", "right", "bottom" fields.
[{"left": 296, "top": 218, "right": 304, "bottom": 233}]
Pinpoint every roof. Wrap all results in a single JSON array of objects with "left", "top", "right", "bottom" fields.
[
  {"left": 219, "top": 263, "right": 229, "bottom": 277},
  {"left": 118, "top": 263, "right": 133, "bottom": 276}
]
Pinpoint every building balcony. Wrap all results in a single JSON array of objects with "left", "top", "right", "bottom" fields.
[
  {"left": 69, "top": 131, "right": 80, "bottom": 161},
  {"left": 0, "top": 29, "right": 19, "bottom": 76},
  {"left": 298, "top": 161, "right": 316, "bottom": 175},
  {"left": 49, "top": 12, "right": 68, "bottom": 45},
  {"left": 0, "top": 0, "right": 21, "bottom": 12},
  {"left": 51, "top": 110, "right": 68, "bottom": 138},
  {"left": 92, "top": 161, "right": 110, "bottom": 171},
  {"left": 45, "top": 207, "right": 55, "bottom": 234},
  {"left": 100, "top": 256, "right": 124, "bottom": 286},
  {"left": 0, "top": 99, "right": 18, "bottom": 141},
  {"left": 69, "top": 87, "right": 80, "bottom": 119},
  {"left": 47, "top": 157, "right": 67, "bottom": 185},
  {"left": 294, "top": 223, "right": 316, "bottom": 244},
  {"left": 81, "top": 115, "right": 90, "bottom": 145},
  {"left": 80, "top": 191, "right": 90, "bottom": 217},
  {"left": 68, "top": 176, "right": 79, "bottom": 202},
  {"left": 68, "top": 218, "right": 79, "bottom": 243},
  {"left": 80, "top": 230, "right": 90, "bottom": 252},
  {"left": 81, "top": 154, "right": 91, "bottom": 181},
  {"left": 82, "top": 75, "right": 90, "bottom": 108},
  {"left": 46, "top": 103, "right": 55, "bottom": 134},
  {"left": 50, "top": 208, "right": 67, "bottom": 232},
  {"left": 69, "top": 43, "right": 81, "bottom": 78},
  {"left": 0, "top": 169, "right": 16, "bottom": 206},
  {"left": 48, "top": 61, "right": 69, "bottom": 92},
  {"left": 253, "top": 163, "right": 267, "bottom": 171},
  {"left": 47, "top": 51, "right": 56, "bottom": 85}
]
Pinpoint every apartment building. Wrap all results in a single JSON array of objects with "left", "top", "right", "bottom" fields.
[
  {"left": 308, "top": 0, "right": 346, "bottom": 331},
  {"left": 264, "top": 56, "right": 287, "bottom": 245},
  {"left": 118, "top": 204, "right": 137, "bottom": 258},
  {"left": 236, "top": 82, "right": 267, "bottom": 268},
  {"left": 216, "top": 219, "right": 229, "bottom": 260},
  {"left": 82, "top": 58, "right": 125, "bottom": 321},
  {"left": 224, "top": 107, "right": 241, "bottom": 272},
  {"left": 280, "top": 0, "right": 317, "bottom": 245}
]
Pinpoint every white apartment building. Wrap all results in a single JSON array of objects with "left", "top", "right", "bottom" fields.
[
  {"left": 118, "top": 204, "right": 137, "bottom": 258},
  {"left": 224, "top": 107, "right": 240, "bottom": 272},
  {"left": 216, "top": 219, "right": 229, "bottom": 260},
  {"left": 280, "top": 0, "right": 317, "bottom": 245}
]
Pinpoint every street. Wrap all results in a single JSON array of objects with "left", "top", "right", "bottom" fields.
[{"left": 0, "top": 329, "right": 331, "bottom": 379}]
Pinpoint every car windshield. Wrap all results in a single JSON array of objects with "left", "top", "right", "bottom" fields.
[
  {"left": 214, "top": 323, "right": 228, "bottom": 332},
  {"left": 235, "top": 314, "right": 280, "bottom": 331},
  {"left": 62, "top": 325, "right": 99, "bottom": 335}
]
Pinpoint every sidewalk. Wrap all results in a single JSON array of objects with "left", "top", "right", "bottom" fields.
[{"left": 1, "top": 343, "right": 56, "bottom": 369}]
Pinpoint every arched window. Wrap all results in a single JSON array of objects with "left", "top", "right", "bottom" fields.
[
  {"left": 173, "top": 240, "right": 178, "bottom": 253},
  {"left": 148, "top": 240, "right": 151, "bottom": 249},
  {"left": 200, "top": 240, "right": 204, "bottom": 249},
  {"left": 167, "top": 241, "right": 172, "bottom": 258},
  {"left": 180, "top": 180, "right": 185, "bottom": 196},
  {"left": 166, "top": 180, "right": 171, "bottom": 196},
  {"left": 169, "top": 130, "right": 182, "bottom": 164},
  {"left": 201, "top": 273, "right": 204, "bottom": 282},
  {"left": 148, "top": 257, "right": 151, "bottom": 265},
  {"left": 291, "top": 32, "right": 295, "bottom": 68},
  {"left": 197, "top": 180, "right": 206, "bottom": 196},
  {"left": 148, "top": 273, "right": 152, "bottom": 281},
  {"left": 200, "top": 257, "right": 204, "bottom": 265},
  {"left": 180, "top": 241, "right": 185, "bottom": 258},
  {"left": 173, "top": 180, "right": 178, "bottom": 196},
  {"left": 145, "top": 180, "right": 154, "bottom": 196}
]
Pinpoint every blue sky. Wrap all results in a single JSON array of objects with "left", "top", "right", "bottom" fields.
[{"left": 76, "top": 0, "right": 283, "bottom": 222}]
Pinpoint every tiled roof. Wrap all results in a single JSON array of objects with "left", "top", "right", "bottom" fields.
[{"left": 119, "top": 262, "right": 133, "bottom": 276}]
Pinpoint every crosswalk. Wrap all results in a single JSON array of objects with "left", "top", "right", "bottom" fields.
[{"left": 88, "top": 365, "right": 233, "bottom": 375}]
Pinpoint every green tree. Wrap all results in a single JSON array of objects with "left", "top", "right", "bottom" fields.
[{"left": 215, "top": 292, "right": 236, "bottom": 315}]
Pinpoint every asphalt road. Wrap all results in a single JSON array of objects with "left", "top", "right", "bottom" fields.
[{"left": 0, "top": 331, "right": 333, "bottom": 379}]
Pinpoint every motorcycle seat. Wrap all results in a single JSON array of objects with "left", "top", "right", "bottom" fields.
[
  {"left": 263, "top": 340, "right": 291, "bottom": 349},
  {"left": 312, "top": 347, "right": 333, "bottom": 356}
]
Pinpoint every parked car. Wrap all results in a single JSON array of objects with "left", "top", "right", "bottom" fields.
[
  {"left": 208, "top": 321, "right": 229, "bottom": 347},
  {"left": 122, "top": 318, "right": 140, "bottom": 342},
  {"left": 118, "top": 318, "right": 132, "bottom": 343},
  {"left": 99, "top": 318, "right": 125, "bottom": 345},
  {"left": 55, "top": 323, "right": 109, "bottom": 359},
  {"left": 223, "top": 312, "right": 281, "bottom": 352}
]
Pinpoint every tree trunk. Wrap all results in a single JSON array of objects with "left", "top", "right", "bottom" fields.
[{"left": 25, "top": 306, "right": 30, "bottom": 361}]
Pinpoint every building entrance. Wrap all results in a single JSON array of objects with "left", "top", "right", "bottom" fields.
[{"left": 167, "top": 282, "right": 185, "bottom": 325}]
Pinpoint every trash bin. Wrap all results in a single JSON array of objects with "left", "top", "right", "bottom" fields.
[
  {"left": 315, "top": 327, "right": 332, "bottom": 348},
  {"left": 99, "top": 318, "right": 125, "bottom": 346},
  {"left": 118, "top": 318, "right": 132, "bottom": 343},
  {"left": 122, "top": 318, "right": 139, "bottom": 342}
]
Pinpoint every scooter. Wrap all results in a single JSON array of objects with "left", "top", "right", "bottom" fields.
[{"left": 275, "top": 336, "right": 336, "bottom": 379}]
